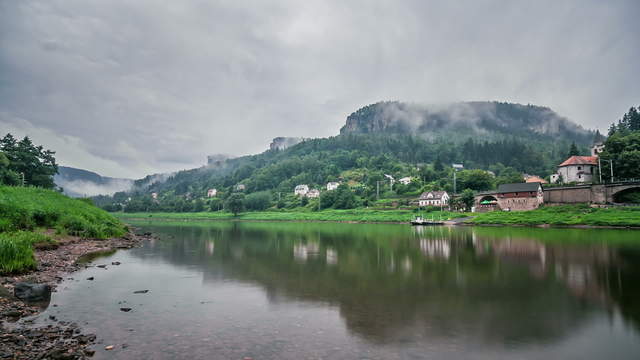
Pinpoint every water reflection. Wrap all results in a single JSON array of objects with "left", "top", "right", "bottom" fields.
[
  {"left": 133, "top": 223, "right": 640, "bottom": 345},
  {"left": 42, "top": 221, "right": 640, "bottom": 359}
]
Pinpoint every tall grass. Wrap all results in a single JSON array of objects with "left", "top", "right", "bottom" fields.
[
  {"left": 0, "top": 186, "right": 128, "bottom": 273},
  {"left": 0, "top": 186, "right": 127, "bottom": 238},
  {"left": 0, "top": 231, "right": 51, "bottom": 273},
  {"left": 470, "top": 204, "right": 640, "bottom": 227}
]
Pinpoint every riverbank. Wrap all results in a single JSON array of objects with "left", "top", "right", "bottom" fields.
[
  {"left": 0, "top": 231, "right": 151, "bottom": 359},
  {"left": 468, "top": 204, "right": 640, "bottom": 227},
  {"left": 115, "top": 209, "right": 463, "bottom": 223},
  {"left": 115, "top": 204, "right": 640, "bottom": 229},
  {"left": 0, "top": 186, "right": 146, "bottom": 359}
]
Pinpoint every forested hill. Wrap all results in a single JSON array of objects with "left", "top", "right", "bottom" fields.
[{"left": 340, "top": 101, "right": 594, "bottom": 144}]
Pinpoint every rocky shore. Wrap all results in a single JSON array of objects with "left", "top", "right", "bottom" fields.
[{"left": 0, "top": 231, "right": 152, "bottom": 359}]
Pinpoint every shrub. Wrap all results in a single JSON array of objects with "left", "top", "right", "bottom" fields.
[{"left": 0, "top": 231, "right": 52, "bottom": 274}]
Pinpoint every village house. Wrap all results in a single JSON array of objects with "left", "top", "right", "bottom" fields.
[
  {"left": 524, "top": 175, "right": 547, "bottom": 184},
  {"left": 235, "top": 184, "right": 245, "bottom": 191},
  {"left": 591, "top": 142, "right": 605, "bottom": 156},
  {"left": 550, "top": 156, "right": 598, "bottom": 184},
  {"left": 306, "top": 189, "right": 320, "bottom": 198},
  {"left": 151, "top": 192, "right": 158, "bottom": 200},
  {"left": 326, "top": 182, "right": 340, "bottom": 191},
  {"left": 398, "top": 177, "right": 412, "bottom": 185},
  {"left": 475, "top": 182, "right": 543, "bottom": 212},
  {"left": 294, "top": 184, "right": 309, "bottom": 196},
  {"left": 418, "top": 191, "right": 449, "bottom": 207},
  {"left": 207, "top": 189, "right": 217, "bottom": 197}
]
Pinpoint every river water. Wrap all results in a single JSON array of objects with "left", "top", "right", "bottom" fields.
[{"left": 35, "top": 222, "right": 640, "bottom": 359}]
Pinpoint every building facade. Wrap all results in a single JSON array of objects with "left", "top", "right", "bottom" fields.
[
  {"left": 418, "top": 191, "right": 449, "bottom": 207},
  {"left": 207, "top": 189, "right": 217, "bottom": 197},
  {"left": 326, "top": 182, "right": 340, "bottom": 191},
  {"left": 294, "top": 184, "right": 309, "bottom": 196},
  {"left": 475, "top": 182, "right": 544, "bottom": 212},
  {"left": 306, "top": 189, "right": 320, "bottom": 198},
  {"left": 551, "top": 156, "right": 598, "bottom": 184}
]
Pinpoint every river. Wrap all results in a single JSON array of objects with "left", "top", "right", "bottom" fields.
[{"left": 34, "top": 221, "right": 640, "bottom": 359}]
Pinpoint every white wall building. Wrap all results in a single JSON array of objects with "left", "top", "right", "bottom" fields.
[
  {"left": 326, "top": 182, "right": 340, "bottom": 191},
  {"left": 306, "top": 189, "right": 320, "bottom": 198},
  {"left": 398, "top": 177, "right": 412, "bottom": 185},
  {"left": 551, "top": 156, "right": 598, "bottom": 183},
  {"left": 207, "top": 189, "right": 217, "bottom": 197},
  {"left": 418, "top": 191, "right": 449, "bottom": 207},
  {"left": 294, "top": 184, "right": 309, "bottom": 196}
]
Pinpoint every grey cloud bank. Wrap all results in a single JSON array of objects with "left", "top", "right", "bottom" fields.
[{"left": 1, "top": 0, "right": 638, "bottom": 178}]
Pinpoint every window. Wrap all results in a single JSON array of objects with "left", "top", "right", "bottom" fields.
[{"left": 578, "top": 166, "right": 582, "bottom": 170}]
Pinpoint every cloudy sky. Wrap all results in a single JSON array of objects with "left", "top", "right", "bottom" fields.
[{"left": 1, "top": 0, "right": 638, "bottom": 178}]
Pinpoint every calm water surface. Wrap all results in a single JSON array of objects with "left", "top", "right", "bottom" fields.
[{"left": 36, "top": 222, "right": 640, "bottom": 359}]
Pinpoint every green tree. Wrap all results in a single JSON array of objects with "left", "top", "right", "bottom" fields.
[
  {"left": 244, "top": 191, "right": 272, "bottom": 211},
  {"left": 457, "top": 170, "right": 494, "bottom": 191},
  {"left": 0, "top": 152, "right": 20, "bottom": 185},
  {"left": 225, "top": 193, "right": 245, "bottom": 216},
  {"left": 333, "top": 184, "right": 357, "bottom": 209},
  {"left": 600, "top": 131, "right": 640, "bottom": 179},
  {"left": 495, "top": 167, "right": 523, "bottom": 186},
  {"left": 567, "top": 142, "right": 580, "bottom": 157},
  {"left": 459, "top": 189, "right": 475, "bottom": 211},
  {"left": 0, "top": 134, "right": 58, "bottom": 188}
]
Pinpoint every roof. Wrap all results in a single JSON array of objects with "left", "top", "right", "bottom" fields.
[
  {"left": 419, "top": 191, "right": 447, "bottom": 200},
  {"left": 525, "top": 175, "right": 547, "bottom": 184},
  {"left": 496, "top": 182, "right": 541, "bottom": 193},
  {"left": 559, "top": 156, "right": 598, "bottom": 167}
]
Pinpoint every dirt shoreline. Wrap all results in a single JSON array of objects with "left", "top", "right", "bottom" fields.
[{"left": 0, "top": 230, "right": 151, "bottom": 359}]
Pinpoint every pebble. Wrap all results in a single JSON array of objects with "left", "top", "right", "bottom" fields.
[{"left": 105, "top": 345, "right": 114, "bottom": 350}]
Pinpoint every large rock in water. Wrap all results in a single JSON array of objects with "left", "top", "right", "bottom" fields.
[{"left": 14, "top": 283, "right": 51, "bottom": 302}]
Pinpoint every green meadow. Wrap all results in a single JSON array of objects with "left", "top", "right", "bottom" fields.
[{"left": 0, "top": 186, "right": 127, "bottom": 273}]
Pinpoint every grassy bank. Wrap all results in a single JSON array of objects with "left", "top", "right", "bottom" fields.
[
  {"left": 115, "top": 209, "right": 465, "bottom": 223},
  {"left": 0, "top": 186, "right": 127, "bottom": 273},
  {"left": 469, "top": 204, "right": 640, "bottom": 227}
]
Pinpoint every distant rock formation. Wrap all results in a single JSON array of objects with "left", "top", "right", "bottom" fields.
[{"left": 270, "top": 137, "right": 303, "bottom": 151}]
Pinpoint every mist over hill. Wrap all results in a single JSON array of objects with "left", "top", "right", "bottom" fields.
[
  {"left": 340, "top": 101, "right": 594, "bottom": 144},
  {"left": 55, "top": 166, "right": 134, "bottom": 197}
]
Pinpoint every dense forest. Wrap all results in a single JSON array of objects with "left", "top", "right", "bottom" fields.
[{"left": 92, "top": 101, "right": 605, "bottom": 213}]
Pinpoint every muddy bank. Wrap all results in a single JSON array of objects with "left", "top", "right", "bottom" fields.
[{"left": 1, "top": 231, "right": 152, "bottom": 359}]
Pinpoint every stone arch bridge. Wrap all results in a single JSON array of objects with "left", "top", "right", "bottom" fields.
[{"left": 542, "top": 181, "right": 640, "bottom": 205}]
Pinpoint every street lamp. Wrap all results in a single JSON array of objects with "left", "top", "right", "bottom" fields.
[{"left": 452, "top": 164, "right": 463, "bottom": 194}]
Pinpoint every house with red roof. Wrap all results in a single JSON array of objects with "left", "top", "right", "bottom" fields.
[{"left": 550, "top": 156, "right": 598, "bottom": 184}]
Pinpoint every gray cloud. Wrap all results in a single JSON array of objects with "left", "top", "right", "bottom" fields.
[{"left": 1, "top": 0, "right": 638, "bottom": 178}]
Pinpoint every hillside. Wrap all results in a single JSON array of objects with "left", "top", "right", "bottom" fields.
[
  {"left": 55, "top": 166, "right": 134, "bottom": 197},
  {"left": 92, "top": 101, "right": 598, "bottom": 213},
  {"left": 340, "top": 101, "right": 594, "bottom": 144},
  {"left": 0, "top": 186, "right": 127, "bottom": 272}
]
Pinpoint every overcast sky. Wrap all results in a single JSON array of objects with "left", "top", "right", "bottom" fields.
[{"left": 1, "top": 0, "right": 639, "bottom": 178}]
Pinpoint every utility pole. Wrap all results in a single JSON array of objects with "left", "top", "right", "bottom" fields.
[
  {"left": 20, "top": 172, "right": 25, "bottom": 187},
  {"left": 453, "top": 171, "right": 457, "bottom": 194},
  {"left": 609, "top": 159, "right": 614, "bottom": 183},
  {"left": 376, "top": 181, "right": 380, "bottom": 201},
  {"left": 598, "top": 157, "right": 602, "bottom": 183}
]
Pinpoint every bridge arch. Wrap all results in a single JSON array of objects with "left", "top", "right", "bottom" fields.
[{"left": 611, "top": 185, "right": 640, "bottom": 204}]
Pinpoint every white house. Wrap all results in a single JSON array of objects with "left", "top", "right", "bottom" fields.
[
  {"left": 398, "top": 177, "right": 412, "bottom": 185},
  {"left": 418, "top": 191, "right": 449, "bottom": 207},
  {"left": 306, "top": 189, "right": 320, "bottom": 198},
  {"left": 384, "top": 174, "right": 395, "bottom": 184},
  {"left": 151, "top": 192, "right": 158, "bottom": 200},
  {"left": 294, "top": 184, "right": 309, "bottom": 196},
  {"left": 326, "top": 182, "right": 340, "bottom": 191},
  {"left": 591, "top": 142, "right": 605, "bottom": 157},
  {"left": 207, "top": 189, "right": 217, "bottom": 197},
  {"left": 235, "top": 184, "right": 246, "bottom": 191},
  {"left": 551, "top": 156, "right": 598, "bottom": 184}
]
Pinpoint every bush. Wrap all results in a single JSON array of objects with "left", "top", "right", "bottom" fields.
[{"left": 0, "top": 231, "right": 52, "bottom": 273}]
